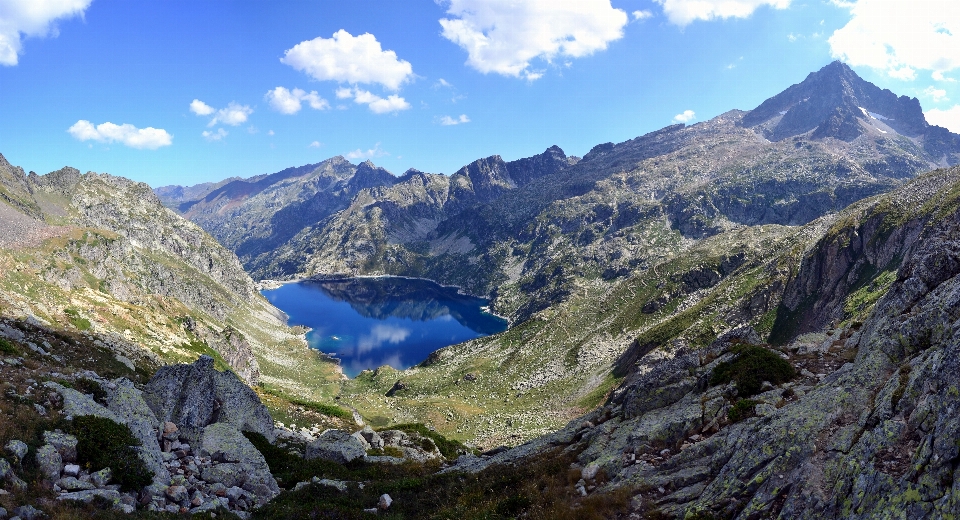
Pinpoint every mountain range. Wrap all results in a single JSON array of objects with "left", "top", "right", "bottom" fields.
[{"left": 158, "top": 62, "right": 960, "bottom": 323}]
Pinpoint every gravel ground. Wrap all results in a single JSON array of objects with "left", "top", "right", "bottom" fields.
[{"left": 0, "top": 202, "right": 70, "bottom": 249}]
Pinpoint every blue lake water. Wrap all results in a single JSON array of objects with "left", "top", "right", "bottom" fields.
[{"left": 262, "top": 277, "right": 508, "bottom": 377}]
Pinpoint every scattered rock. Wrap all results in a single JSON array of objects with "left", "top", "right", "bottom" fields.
[
  {"left": 4, "top": 440, "right": 27, "bottom": 462},
  {"left": 305, "top": 430, "right": 367, "bottom": 464},
  {"left": 56, "top": 476, "right": 96, "bottom": 491},
  {"left": 42, "top": 431, "right": 78, "bottom": 462},
  {"left": 385, "top": 380, "right": 407, "bottom": 397},
  {"left": 379, "top": 493, "right": 393, "bottom": 510}
]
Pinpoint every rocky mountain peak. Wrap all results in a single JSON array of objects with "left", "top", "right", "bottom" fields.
[
  {"left": 742, "top": 60, "right": 929, "bottom": 142},
  {"left": 30, "top": 166, "right": 83, "bottom": 196},
  {"left": 348, "top": 161, "right": 397, "bottom": 191}
]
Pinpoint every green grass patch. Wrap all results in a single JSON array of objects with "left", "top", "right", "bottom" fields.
[
  {"left": 710, "top": 345, "right": 795, "bottom": 397},
  {"left": 64, "top": 308, "right": 91, "bottom": 331},
  {"left": 577, "top": 374, "right": 624, "bottom": 410},
  {"left": 288, "top": 397, "right": 352, "bottom": 421}
]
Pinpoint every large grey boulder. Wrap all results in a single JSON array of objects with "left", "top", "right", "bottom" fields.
[
  {"left": 305, "top": 430, "right": 367, "bottom": 464},
  {"left": 4, "top": 440, "right": 27, "bottom": 462},
  {"left": 42, "top": 431, "right": 78, "bottom": 462},
  {"left": 198, "top": 422, "right": 279, "bottom": 505},
  {"left": 106, "top": 378, "right": 160, "bottom": 448},
  {"left": 35, "top": 444, "right": 62, "bottom": 482},
  {"left": 143, "top": 356, "right": 275, "bottom": 445}
]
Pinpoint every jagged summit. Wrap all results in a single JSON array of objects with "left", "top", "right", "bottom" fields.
[{"left": 743, "top": 61, "right": 930, "bottom": 142}]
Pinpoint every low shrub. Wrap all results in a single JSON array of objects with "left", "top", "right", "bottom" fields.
[
  {"left": 68, "top": 415, "right": 152, "bottom": 491},
  {"left": 288, "top": 398, "right": 352, "bottom": 421},
  {"left": 0, "top": 337, "right": 18, "bottom": 355},
  {"left": 728, "top": 399, "right": 761, "bottom": 423},
  {"left": 710, "top": 345, "right": 795, "bottom": 396},
  {"left": 73, "top": 377, "right": 108, "bottom": 404}
]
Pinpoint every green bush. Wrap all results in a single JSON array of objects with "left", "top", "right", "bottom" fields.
[
  {"left": 710, "top": 345, "right": 795, "bottom": 397},
  {"left": 0, "top": 338, "right": 18, "bottom": 355},
  {"left": 69, "top": 415, "right": 152, "bottom": 491},
  {"left": 728, "top": 399, "right": 761, "bottom": 423}
]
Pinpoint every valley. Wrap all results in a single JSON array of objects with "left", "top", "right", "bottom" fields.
[{"left": 4, "top": 61, "right": 960, "bottom": 518}]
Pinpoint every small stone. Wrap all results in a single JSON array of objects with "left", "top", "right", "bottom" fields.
[
  {"left": 378, "top": 493, "right": 393, "bottom": 510},
  {"left": 0, "top": 459, "right": 9, "bottom": 480},
  {"left": 56, "top": 476, "right": 96, "bottom": 491},
  {"left": 581, "top": 462, "right": 600, "bottom": 480},
  {"left": 163, "top": 421, "right": 179, "bottom": 435},
  {"left": 34, "top": 403, "right": 48, "bottom": 416},
  {"left": 63, "top": 464, "right": 81, "bottom": 477},
  {"left": 90, "top": 467, "right": 112, "bottom": 488},
  {"left": 13, "top": 505, "right": 44, "bottom": 520},
  {"left": 166, "top": 484, "right": 189, "bottom": 503}
]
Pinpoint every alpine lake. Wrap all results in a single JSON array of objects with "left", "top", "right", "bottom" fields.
[{"left": 262, "top": 277, "right": 508, "bottom": 377}]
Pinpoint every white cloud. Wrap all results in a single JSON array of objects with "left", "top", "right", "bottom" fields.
[
  {"left": 436, "top": 78, "right": 452, "bottom": 88},
  {"left": 337, "top": 87, "right": 410, "bottom": 114},
  {"left": 309, "top": 141, "right": 321, "bottom": 148},
  {"left": 439, "top": 114, "right": 470, "bottom": 125},
  {"left": 924, "top": 86, "right": 948, "bottom": 103},
  {"left": 345, "top": 143, "right": 388, "bottom": 160},
  {"left": 633, "top": 10, "right": 653, "bottom": 20},
  {"left": 265, "top": 86, "right": 330, "bottom": 115},
  {"left": 0, "top": 0, "right": 92, "bottom": 66},
  {"left": 268, "top": 130, "right": 275, "bottom": 136},
  {"left": 209, "top": 102, "right": 253, "bottom": 127},
  {"left": 191, "top": 100, "right": 254, "bottom": 126},
  {"left": 189, "top": 99, "right": 215, "bottom": 116},
  {"left": 439, "top": 0, "right": 628, "bottom": 80},
  {"left": 673, "top": 110, "right": 696, "bottom": 123},
  {"left": 933, "top": 71, "right": 956, "bottom": 83},
  {"left": 202, "top": 128, "right": 227, "bottom": 142},
  {"left": 829, "top": 0, "right": 960, "bottom": 80},
  {"left": 68, "top": 120, "right": 173, "bottom": 149},
  {"left": 927, "top": 105, "right": 960, "bottom": 133},
  {"left": 281, "top": 30, "right": 413, "bottom": 90},
  {"left": 655, "top": 0, "right": 790, "bottom": 26}
]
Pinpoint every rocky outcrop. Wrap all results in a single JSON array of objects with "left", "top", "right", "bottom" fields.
[
  {"left": 305, "top": 430, "right": 367, "bottom": 464},
  {"left": 143, "top": 355, "right": 275, "bottom": 445}
]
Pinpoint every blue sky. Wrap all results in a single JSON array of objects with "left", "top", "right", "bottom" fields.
[{"left": 1, "top": 0, "right": 958, "bottom": 187}]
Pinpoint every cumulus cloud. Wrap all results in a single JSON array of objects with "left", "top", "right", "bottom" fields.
[
  {"left": 337, "top": 87, "right": 410, "bottom": 114},
  {"left": 202, "top": 128, "right": 227, "bottom": 142},
  {"left": 924, "top": 86, "right": 948, "bottom": 103},
  {"left": 281, "top": 30, "right": 413, "bottom": 90},
  {"left": 190, "top": 100, "right": 253, "bottom": 126},
  {"left": 345, "top": 143, "right": 388, "bottom": 160},
  {"left": 829, "top": 0, "right": 960, "bottom": 80},
  {"left": 209, "top": 102, "right": 253, "bottom": 126},
  {"left": 927, "top": 105, "right": 960, "bottom": 133},
  {"left": 654, "top": 0, "right": 790, "bottom": 26},
  {"left": 68, "top": 120, "right": 173, "bottom": 149},
  {"left": 633, "top": 10, "right": 654, "bottom": 20},
  {"left": 309, "top": 140, "right": 321, "bottom": 148},
  {"left": 265, "top": 86, "right": 330, "bottom": 114},
  {"left": 439, "top": 114, "right": 470, "bottom": 125},
  {"left": 439, "top": 0, "right": 628, "bottom": 80},
  {"left": 189, "top": 99, "right": 215, "bottom": 116},
  {"left": 673, "top": 110, "right": 696, "bottom": 123},
  {"left": 0, "top": 0, "right": 93, "bottom": 66}
]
